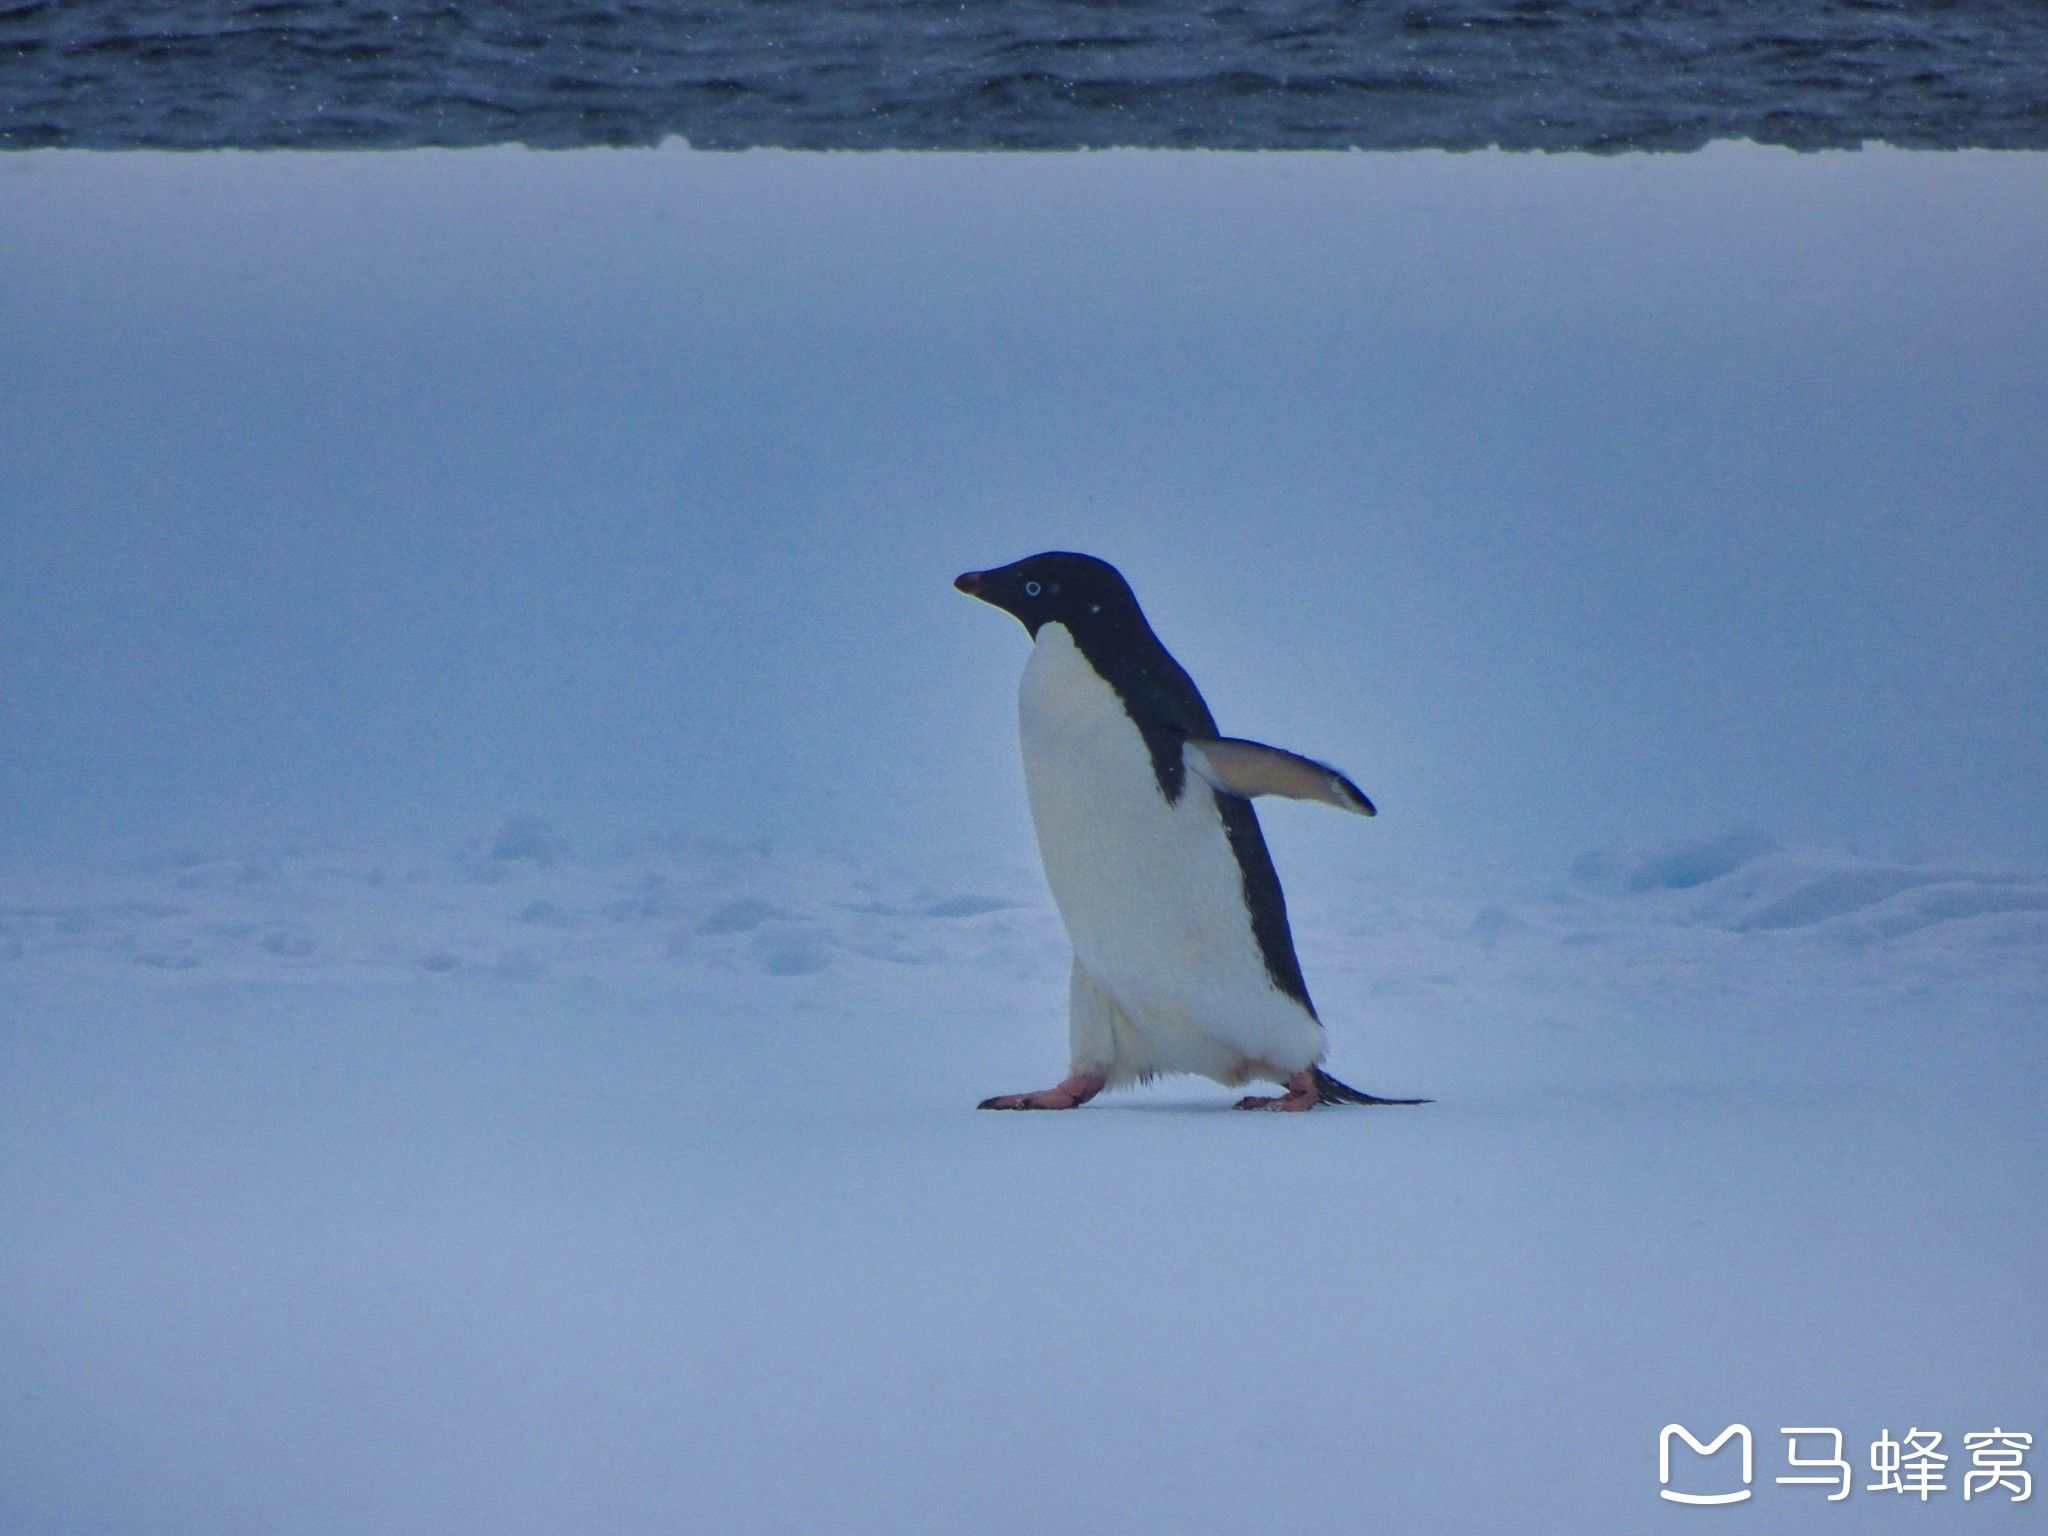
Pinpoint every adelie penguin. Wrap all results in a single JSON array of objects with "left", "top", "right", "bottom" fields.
[{"left": 956, "top": 552, "right": 1428, "bottom": 1112}]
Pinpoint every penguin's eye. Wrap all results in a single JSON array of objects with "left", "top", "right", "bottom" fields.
[{"left": 1024, "top": 581, "right": 1041, "bottom": 597}]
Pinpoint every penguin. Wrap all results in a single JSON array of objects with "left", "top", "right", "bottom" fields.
[{"left": 955, "top": 551, "right": 1428, "bottom": 1112}]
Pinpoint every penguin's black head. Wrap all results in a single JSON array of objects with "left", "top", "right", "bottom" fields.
[{"left": 953, "top": 552, "right": 1143, "bottom": 638}]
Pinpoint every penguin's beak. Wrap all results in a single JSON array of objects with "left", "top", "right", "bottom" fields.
[{"left": 953, "top": 570, "right": 989, "bottom": 599}]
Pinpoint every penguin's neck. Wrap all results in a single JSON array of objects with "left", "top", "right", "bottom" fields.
[{"left": 1019, "top": 625, "right": 1119, "bottom": 733}]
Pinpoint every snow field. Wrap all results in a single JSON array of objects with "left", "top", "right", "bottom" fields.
[{"left": 2, "top": 829, "right": 2042, "bottom": 1533}]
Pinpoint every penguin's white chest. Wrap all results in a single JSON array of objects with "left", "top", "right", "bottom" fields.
[{"left": 1016, "top": 624, "right": 1323, "bottom": 1081}]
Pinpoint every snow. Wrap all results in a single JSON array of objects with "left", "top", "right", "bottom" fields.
[
  {"left": 3, "top": 828, "right": 2042, "bottom": 1533},
  {"left": 3, "top": 137, "right": 2043, "bottom": 1533}
]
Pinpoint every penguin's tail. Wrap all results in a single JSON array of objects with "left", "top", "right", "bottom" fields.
[{"left": 1312, "top": 1067, "right": 1432, "bottom": 1107}]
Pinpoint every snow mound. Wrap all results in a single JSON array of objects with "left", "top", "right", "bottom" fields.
[
  {"left": 1574, "top": 833, "right": 2048, "bottom": 945},
  {"left": 1626, "top": 826, "right": 1779, "bottom": 892},
  {"left": 0, "top": 837, "right": 1063, "bottom": 989},
  {"left": 1737, "top": 868, "right": 2048, "bottom": 936}
]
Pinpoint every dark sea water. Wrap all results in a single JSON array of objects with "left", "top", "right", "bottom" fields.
[{"left": 3, "top": 0, "right": 2045, "bottom": 152}]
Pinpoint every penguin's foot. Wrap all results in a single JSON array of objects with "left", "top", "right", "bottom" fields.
[
  {"left": 978, "top": 1070, "right": 1107, "bottom": 1111},
  {"left": 1233, "top": 1068, "right": 1320, "bottom": 1112}
]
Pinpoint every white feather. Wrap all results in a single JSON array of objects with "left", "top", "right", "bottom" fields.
[{"left": 1018, "top": 624, "right": 1326, "bottom": 1089}]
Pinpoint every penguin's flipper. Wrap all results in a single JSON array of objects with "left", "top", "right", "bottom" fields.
[{"left": 1183, "top": 737, "right": 1376, "bottom": 816}]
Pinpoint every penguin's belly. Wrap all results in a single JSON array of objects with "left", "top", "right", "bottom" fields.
[{"left": 1018, "top": 625, "right": 1324, "bottom": 1084}]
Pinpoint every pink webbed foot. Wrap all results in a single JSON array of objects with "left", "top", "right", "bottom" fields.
[
  {"left": 1234, "top": 1067, "right": 1319, "bottom": 1112},
  {"left": 978, "top": 1071, "right": 1107, "bottom": 1111}
]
